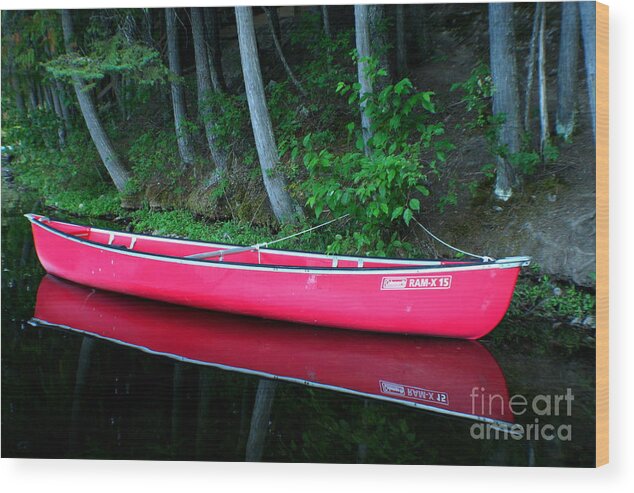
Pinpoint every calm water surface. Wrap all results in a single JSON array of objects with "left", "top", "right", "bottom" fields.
[{"left": 1, "top": 191, "right": 595, "bottom": 466}]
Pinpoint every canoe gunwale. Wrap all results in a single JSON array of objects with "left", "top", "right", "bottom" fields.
[{"left": 26, "top": 213, "right": 531, "bottom": 275}]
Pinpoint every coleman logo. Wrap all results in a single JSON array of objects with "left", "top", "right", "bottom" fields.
[
  {"left": 380, "top": 380, "right": 449, "bottom": 405},
  {"left": 380, "top": 381, "right": 405, "bottom": 395},
  {"left": 380, "top": 275, "right": 452, "bottom": 290}
]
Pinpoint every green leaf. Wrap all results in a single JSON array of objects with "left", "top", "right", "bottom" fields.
[
  {"left": 403, "top": 208, "right": 413, "bottom": 226},
  {"left": 409, "top": 198, "right": 420, "bottom": 211}
]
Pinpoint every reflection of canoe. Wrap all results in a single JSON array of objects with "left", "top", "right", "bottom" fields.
[
  {"left": 31, "top": 275, "right": 515, "bottom": 428},
  {"left": 26, "top": 214, "right": 530, "bottom": 338}
]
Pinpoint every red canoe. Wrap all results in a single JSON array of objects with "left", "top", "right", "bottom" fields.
[
  {"left": 26, "top": 213, "right": 530, "bottom": 339},
  {"left": 31, "top": 275, "right": 515, "bottom": 428}
]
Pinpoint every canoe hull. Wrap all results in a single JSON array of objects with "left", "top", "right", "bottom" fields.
[{"left": 28, "top": 215, "right": 527, "bottom": 339}]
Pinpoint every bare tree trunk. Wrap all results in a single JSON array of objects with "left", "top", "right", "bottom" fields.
[
  {"left": 556, "top": 2, "right": 580, "bottom": 141},
  {"left": 368, "top": 4, "right": 391, "bottom": 89},
  {"left": 166, "top": 7, "right": 195, "bottom": 166},
  {"left": 263, "top": 7, "right": 307, "bottom": 97},
  {"left": 579, "top": 2, "right": 596, "bottom": 139},
  {"left": 355, "top": 5, "right": 374, "bottom": 156},
  {"left": 50, "top": 84, "right": 66, "bottom": 147},
  {"left": 537, "top": 3, "right": 550, "bottom": 156},
  {"left": 142, "top": 8, "right": 155, "bottom": 47},
  {"left": 245, "top": 379, "right": 277, "bottom": 462},
  {"left": 488, "top": 3, "right": 520, "bottom": 201},
  {"left": 268, "top": 6, "right": 282, "bottom": 42},
  {"left": 191, "top": 7, "right": 228, "bottom": 173},
  {"left": 321, "top": 6, "right": 331, "bottom": 38},
  {"left": 44, "top": 84, "right": 54, "bottom": 111},
  {"left": 414, "top": 5, "right": 432, "bottom": 62},
  {"left": 235, "top": 6, "right": 302, "bottom": 224},
  {"left": 61, "top": 9, "right": 130, "bottom": 192},
  {"left": 204, "top": 8, "right": 227, "bottom": 93},
  {"left": 56, "top": 80, "right": 71, "bottom": 125},
  {"left": 28, "top": 79, "right": 38, "bottom": 110},
  {"left": 38, "top": 82, "right": 48, "bottom": 110},
  {"left": 396, "top": 4, "right": 407, "bottom": 78},
  {"left": 523, "top": 5, "right": 539, "bottom": 133},
  {"left": 11, "top": 75, "right": 26, "bottom": 115}
]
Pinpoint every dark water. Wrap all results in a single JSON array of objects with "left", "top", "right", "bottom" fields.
[{"left": 1, "top": 190, "right": 595, "bottom": 466}]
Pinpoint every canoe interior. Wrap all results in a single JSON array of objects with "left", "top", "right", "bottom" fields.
[{"left": 31, "top": 215, "right": 482, "bottom": 270}]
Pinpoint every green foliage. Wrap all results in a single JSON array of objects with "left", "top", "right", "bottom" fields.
[
  {"left": 128, "top": 209, "right": 273, "bottom": 246},
  {"left": 452, "top": 62, "right": 560, "bottom": 186},
  {"left": 45, "top": 32, "right": 168, "bottom": 88},
  {"left": 45, "top": 190, "right": 122, "bottom": 217},
  {"left": 298, "top": 56, "right": 452, "bottom": 256},
  {"left": 127, "top": 130, "right": 180, "bottom": 192},
  {"left": 508, "top": 272, "right": 596, "bottom": 320},
  {"left": 450, "top": 62, "right": 493, "bottom": 127}
]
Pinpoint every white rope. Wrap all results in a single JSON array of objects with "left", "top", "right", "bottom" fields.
[
  {"left": 186, "top": 214, "right": 349, "bottom": 260},
  {"left": 262, "top": 214, "right": 350, "bottom": 248},
  {"left": 413, "top": 217, "right": 495, "bottom": 262}
]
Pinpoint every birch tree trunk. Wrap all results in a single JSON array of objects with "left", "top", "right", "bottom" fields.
[
  {"left": 204, "top": 8, "right": 227, "bottom": 93},
  {"left": 523, "top": 5, "right": 539, "bottom": 132},
  {"left": 396, "top": 4, "right": 407, "bottom": 77},
  {"left": 488, "top": 3, "right": 520, "bottom": 201},
  {"left": 321, "top": 6, "right": 331, "bottom": 38},
  {"left": 537, "top": 3, "right": 550, "bottom": 155},
  {"left": 355, "top": 5, "right": 374, "bottom": 156},
  {"left": 235, "top": 6, "right": 302, "bottom": 224},
  {"left": 11, "top": 75, "right": 26, "bottom": 116},
  {"left": 61, "top": 9, "right": 130, "bottom": 192},
  {"left": 28, "top": 80, "right": 38, "bottom": 110},
  {"left": 555, "top": 2, "right": 580, "bottom": 141},
  {"left": 49, "top": 84, "right": 66, "bottom": 147},
  {"left": 368, "top": 4, "right": 391, "bottom": 89},
  {"left": 263, "top": 7, "right": 307, "bottom": 97},
  {"left": 579, "top": 2, "right": 596, "bottom": 139},
  {"left": 191, "top": 7, "right": 228, "bottom": 173},
  {"left": 166, "top": 7, "right": 195, "bottom": 166},
  {"left": 245, "top": 379, "right": 277, "bottom": 462}
]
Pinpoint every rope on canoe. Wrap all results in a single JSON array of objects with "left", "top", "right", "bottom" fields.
[
  {"left": 412, "top": 217, "right": 495, "bottom": 262},
  {"left": 262, "top": 214, "right": 350, "bottom": 248},
  {"left": 186, "top": 214, "right": 350, "bottom": 260}
]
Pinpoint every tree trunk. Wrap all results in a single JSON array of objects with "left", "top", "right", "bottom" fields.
[
  {"left": 321, "top": 6, "right": 331, "bottom": 38},
  {"left": 204, "top": 8, "right": 227, "bottom": 93},
  {"left": 11, "top": 75, "right": 26, "bottom": 115},
  {"left": 537, "top": 3, "right": 550, "bottom": 156},
  {"left": 61, "top": 9, "right": 130, "bottom": 192},
  {"left": 523, "top": 5, "right": 539, "bottom": 133},
  {"left": 555, "top": 2, "right": 580, "bottom": 141},
  {"left": 368, "top": 4, "right": 391, "bottom": 89},
  {"left": 235, "top": 6, "right": 302, "bottom": 224},
  {"left": 191, "top": 7, "right": 228, "bottom": 173},
  {"left": 245, "top": 379, "right": 277, "bottom": 462},
  {"left": 268, "top": 6, "right": 282, "bottom": 43},
  {"left": 488, "top": 3, "right": 520, "bottom": 201},
  {"left": 414, "top": 5, "right": 432, "bottom": 62},
  {"left": 56, "top": 80, "right": 71, "bottom": 125},
  {"left": 50, "top": 84, "right": 66, "bottom": 147},
  {"left": 263, "top": 7, "right": 307, "bottom": 97},
  {"left": 396, "top": 4, "right": 407, "bottom": 78},
  {"left": 166, "top": 7, "right": 195, "bottom": 166},
  {"left": 28, "top": 79, "right": 38, "bottom": 110},
  {"left": 579, "top": 2, "right": 596, "bottom": 139},
  {"left": 355, "top": 5, "right": 374, "bottom": 156}
]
